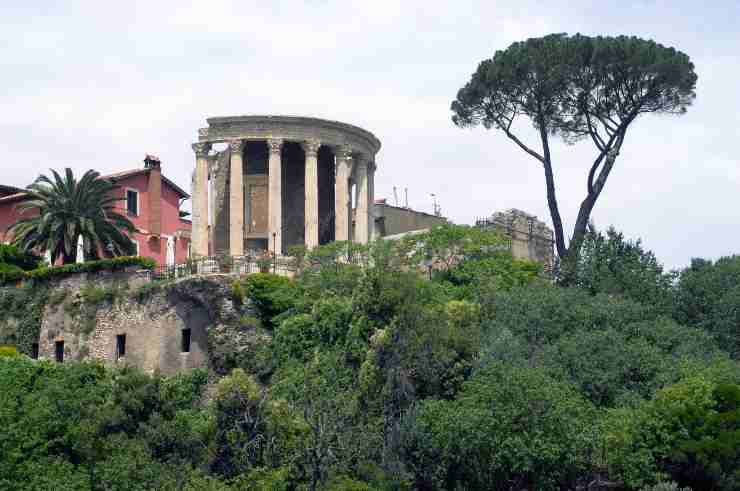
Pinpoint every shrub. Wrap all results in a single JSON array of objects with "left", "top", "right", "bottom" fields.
[
  {"left": 0, "top": 255, "right": 155, "bottom": 286},
  {"left": 674, "top": 255, "right": 740, "bottom": 359},
  {"left": 242, "top": 273, "right": 297, "bottom": 329},
  {"left": 0, "top": 345, "right": 19, "bottom": 357},
  {"left": 0, "top": 262, "right": 25, "bottom": 284},
  {"left": 605, "top": 368, "right": 740, "bottom": 490},
  {"left": 405, "top": 363, "right": 597, "bottom": 490},
  {"left": 0, "top": 243, "right": 42, "bottom": 271},
  {"left": 132, "top": 280, "right": 169, "bottom": 303}
]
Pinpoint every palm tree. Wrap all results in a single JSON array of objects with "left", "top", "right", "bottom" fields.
[{"left": 9, "top": 168, "right": 136, "bottom": 264}]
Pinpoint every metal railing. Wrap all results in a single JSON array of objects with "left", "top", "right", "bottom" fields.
[{"left": 142, "top": 254, "right": 298, "bottom": 282}]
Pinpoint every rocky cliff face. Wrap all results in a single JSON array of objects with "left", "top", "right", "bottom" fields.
[{"left": 1, "top": 270, "right": 269, "bottom": 375}]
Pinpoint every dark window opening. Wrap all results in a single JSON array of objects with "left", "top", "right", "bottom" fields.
[
  {"left": 116, "top": 334, "right": 126, "bottom": 360},
  {"left": 126, "top": 189, "right": 138, "bottom": 216},
  {"left": 55, "top": 341, "right": 64, "bottom": 363},
  {"left": 31, "top": 343, "right": 39, "bottom": 360},
  {"left": 181, "top": 328, "right": 191, "bottom": 353}
]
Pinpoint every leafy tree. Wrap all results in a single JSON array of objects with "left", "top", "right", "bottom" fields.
[
  {"left": 604, "top": 368, "right": 740, "bottom": 490},
  {"left": 452, "top": 34, "right": 697, "bottom": 272},
  {"left": 241, "top": 273, "right": 299, "bottom": 329},
  {"left": 404, "top": 363, "right": 597, "bottom": 490},
  {"left": 9, "top": 168, "right": 136, "bottom": 264},
  {"left": 674, "top": 255, "right": 740, "bottom": 358},
  {"left": 395, "top": 223, "right": 541, "bottom": 300},
  {"left": 569, "top": 226, "right": 675, "bottom": 310},
  {"left": 480, "top": 284, "right": 724, "bottom": 407},
  {"left": 0, "top": 358, "right": 219, "bottom": 490},
  {"left": 397, "top": 223, "right": 507, "bottom": 269}
]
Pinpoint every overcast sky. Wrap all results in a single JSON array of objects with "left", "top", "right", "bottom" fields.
[{"left": 2, "top": 1, "right": 738, "bottom": 269}]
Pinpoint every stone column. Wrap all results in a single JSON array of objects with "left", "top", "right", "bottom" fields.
[
  {"left": 354, "top": 155, "right": 370, "bottom": 244},
  {"left": 191, "top": 142, "right": 211, "bottom": 256},
  {"left": 229, "top": 139, "right": 245, "bottom": 256},
  {"left": 267, "top": 138, "right": 283, "bottom": 255},
  {"left": 302, "top": 140, "right": 321, "bottom": 249},
  {"left": 368, "top": 160, "right": 376, "bottom": 240},
  {"left": 334, "top": 146, "right": 353, "bottom": 242}
]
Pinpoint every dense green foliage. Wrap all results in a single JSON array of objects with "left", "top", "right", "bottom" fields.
[
  {"left": 673, "top": 255, "right": 740, "bottom": 359},
  {"left": 241, "top": 273, "right": 298, "bottom": 329},
  {"left": 0, "top": 359, "right": 213, "bottom": 490},
  {"left": 9, "top": 168, "right": 136, "bottom": 264},
  {"left": 605, "top": 368, "right": 740, "bottom": 490},
  {"left": 0, "top": 244, "right": 43, "bottom": 284},
  {"left": 1, "top": 224, "right": 738, "bottom": 490},
  {"left": 0, "top": 255, "right": 155, "bottom": 285},
  {"left": 0, "top": 282, "right": 50, "bottom": 356},
  {"left": 0, "top": 244, "right": 42, "bottom": 271},
  {"left": 406, "top": 363, "right": 597, "bottom": 490},
  {"left": 452, "top": 34, "right": 697, "bottom": 267},
  {"left": 564, "top": 226, "right": 676, "bottom": 310}
]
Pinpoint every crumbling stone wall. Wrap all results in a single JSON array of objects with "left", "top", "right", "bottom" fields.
[
  {"left": 9, "top": 270, "right": 268, "bottom": 375},
  {"left": 478, "top": 208, "right": 554, "bottom": 272},
  {"left": 37, "top": 269, "right": 149, "bottom": 364}
]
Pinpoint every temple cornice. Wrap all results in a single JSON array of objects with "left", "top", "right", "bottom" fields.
[{"left": 198, "top": 115, "right": 381, "bottom": 157}]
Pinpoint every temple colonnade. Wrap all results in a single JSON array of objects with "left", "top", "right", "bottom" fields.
[{"left": 190, "top": 116, "right": 381, "bottom": 257}]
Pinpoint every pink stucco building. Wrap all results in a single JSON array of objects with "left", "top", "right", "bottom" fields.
[{"left": 0, "top": 156, "right": 192, "bottom": 267}]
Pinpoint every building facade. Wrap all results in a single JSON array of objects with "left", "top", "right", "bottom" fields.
[
  {"left": 191, "top": 115, "right": 381, "bottom": 257},
  {"left": 0, "top": 156, "right": 192, "bottom": 267},
  {"left": 476, "top": 208, "right": 555, "bottom": 271},
  {"left": 373, "top": 199, "right": 447, "bottom": 238}
]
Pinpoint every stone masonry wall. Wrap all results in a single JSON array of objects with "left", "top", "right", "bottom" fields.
[{"left": 15, "top": 270, "right": 266, "bottom": 375}]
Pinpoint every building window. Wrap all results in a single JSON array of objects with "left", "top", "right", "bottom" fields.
[
  {"left": 31, "top": 343, "right": 39, "bottom": 360},
  {"left": 181, "top": 328, "right": 191, "bottom": 353},
  {"left": 55, "top": 341, "right": 64, "bottom": 363},
  {"left": 126, "top": 189, "right": 139, "bottom": 216},
  {"left": 131, "top": 239, "right": 139, "bottom": 256},
  {"left": 116, "top": 334, "right": 126, "bottom": 360}
]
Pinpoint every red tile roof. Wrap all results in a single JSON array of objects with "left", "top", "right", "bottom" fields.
[
  {"left": 0, "top": 184, "right": 24, "bottom": 197},
  {"left": 0, "top": 168, "right": 190, "bottom": 204}
]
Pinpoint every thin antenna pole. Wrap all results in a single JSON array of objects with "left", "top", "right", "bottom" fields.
[
  {"left": 404, "top": 188, "right": 408, "bottom": 208},
  {"left": 393, "top": 186, "right": 399, "bottom": 206}
]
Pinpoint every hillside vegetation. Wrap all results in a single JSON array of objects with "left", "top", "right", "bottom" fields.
[{"left": 1, "top": 225, "right": 738, "bottom": 491}]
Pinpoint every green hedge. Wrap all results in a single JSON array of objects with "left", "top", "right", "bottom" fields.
[
  {"left": 0, "top": 256, "right": 156, "bottom": 285},
  {"left": 0, "top": 244, "right": 41, "bottom": 271}
]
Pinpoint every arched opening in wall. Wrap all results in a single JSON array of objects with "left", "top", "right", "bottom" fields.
[
  {"left": 318, "top": 145, "right": 335, "bottom": 245},
  {"left": 281, "top": 142, "right": 306, "bottom": 252},
  {"left": 31, "top": 343, "right": 39, "bottom": 360}
]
